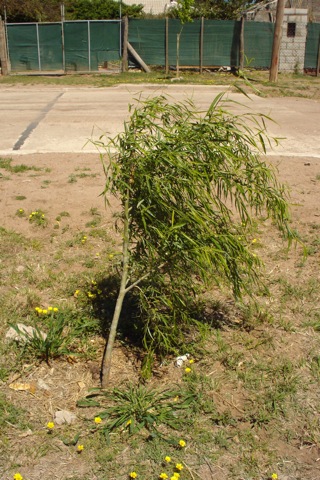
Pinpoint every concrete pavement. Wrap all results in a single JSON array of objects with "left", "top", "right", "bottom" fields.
[{"left": 0, "top": 84, "right": 319, "bottom": 157}]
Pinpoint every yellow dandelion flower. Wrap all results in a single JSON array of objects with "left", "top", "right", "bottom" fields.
[
  {"left": 42, "top": 309, "right": 48, "bottom": 315},
  {"left": 175, "top": 464, "right": 183, "bottom": 471},
  {"left": 159, "top": 474, "right": 168, "bottom": 479},
  {"left": 129, "top": 472, "right": 138, "bottom": 479},
  {"left": 126, "top": 419, "right": 132, "bottom": 426},
  {"left": 37, "top": 308, "right": 43, "bottom": 314},
  {"left": 77, "top": 444, "right": 84, "bottom": 452},
  {"left": 189, "top": 359, "right": 194, "bottom": 364},
  {"left": 173, "top": 396, "right": 179, "bottom": 402},
  {"left": 47, "top": 421, "right": 54, "bottom": 429},
  {"left": 109, "top": 254, "right": 114, "bottom": 259},
  {"left": 13, "top": 474, "right": 23, "bottom": 480},
  {"left": 53, "top": 307, "right": 58, "bottom": 312},
  {"left": 48, "top": 307, "right": 53, "bottom": 311},
  {"left": 172, "top": 474, "right": 180, "bottom": 479},
  {"left": 94, "top": 416, "right": 102, "bottom": 424},
  {"left": 271, "top": 474, "right": 278, "bottom": 480},
  {"left": 252, "top": 238, "right": 257, "bottom": 243},
  {"left": 179, "top": 439, "right": 186, "bottom": 448},
  {"left": 185, "top": 367, "right": 191, "bottom": 373},
  {"left": 74, "top": 290, "right": 80, "bottom": 297},
  {"left": 164, "top": 456, "right": 171, "bottom": 463}
]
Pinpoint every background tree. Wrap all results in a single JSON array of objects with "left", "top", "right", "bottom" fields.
[
  {"left": 168, "top": 0, "right": 195, "bottom": 76},
  {"left": 3, "top": 0, "right": 62, "bottom": 22},
  {"left": 2, "top": 0, "right": 144, "bottom": 22},
  {"left": 66, "top": 0, "right": 144, "bottom": 20},
  {"left": 168, "top": 0, "right": 261, "bottom": 20},
  {"left": 99, "top": 93, "right": 295, "bottom": 387}
]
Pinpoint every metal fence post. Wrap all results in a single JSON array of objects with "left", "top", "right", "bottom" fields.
[
  {"left": 200, "top": 17, "right": 204, "bottom": 74},
  {"left": 165, "top": 17, "right": 169, "bottom": 74},
  {"left": 88, "top": 20, "right": 91, "bottom": 71}
]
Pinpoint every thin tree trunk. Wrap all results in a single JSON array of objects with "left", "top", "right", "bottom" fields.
[
  {"left": 101, "top": 190, "right": 130, "bottom": 388},
  {"left": 176, "top": 31, "right": 181, "bottom": 77}
]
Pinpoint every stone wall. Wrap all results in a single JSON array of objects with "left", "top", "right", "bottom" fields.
[{"left": 279, "top": 8, "right": 308, "bottom": 72}]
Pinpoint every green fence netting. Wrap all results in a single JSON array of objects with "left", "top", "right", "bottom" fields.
[
  {"left": 203, "top": 20, "right": 240, "bottom": 66},
  {"left": 7, "top": 20, "right": 120, "bottom": 72},
  {"left": 128, "top": 19, "right": 240, "bottom": 67},
  {"left": 64, "top": 21, "right": 120, "bottom": 71},
  {"left": 243, "top": 21, "right": 274, "bottom": 68},
  {"left": 304, "top": 23, "right": 320, "bottom": 68},
  {"left": 6, "top": 19, "right": 318, "bottom": 73},
  {"left": 39, "top": 23, "right": 63, "bottom": 70},
  {"left": 7, "top": 23, "right": 63, "bottom": 72},
  {"left": 128, "top": 19, "right": 166, "bottom": 66},
  {"left": 128, "top": 19, "right": 272, "bottom": 68},
  {"left": 167, "top": 19, "right": 201, "bottom": 66}
]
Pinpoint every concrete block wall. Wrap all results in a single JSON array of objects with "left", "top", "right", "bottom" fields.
[{"left": 279, "top": 8, "right": 308, "bottom": 73}]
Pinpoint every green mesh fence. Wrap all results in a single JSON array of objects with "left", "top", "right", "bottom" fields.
[
  {"left": 39, "top": 23, "right": 63, "bottom": 70},
  {"left": 128, "top": 19, "right": 240, "bottom": 67},
  {"left": 203, "top": 20, "right": 240, "bottom": 66},
  {"left": 7, "top": 21, "right": 120, "bottom": 72},
  {"left": 6, "top": 19, "right": 318, "bottom": 73},
  {"left": 7, "top": 23, "right": 63, "bottom": 72},
  {"left": 167, "top": 19, "right": 201, "bottom": 67},
  {"left": 243, "top": 22, "right": 274, "bottom": 68},
  {"left": 304, "top": 23, "right": 320, "bottom": 68},
  {"left": 64, "top": 21, "right": 120, "bottom": 71},
  {"left": 128, "top": 19, "right": 166, "bottom": 66},
  {"left": 128, "top": 19, "right": 273, "bottom": 68},
  {"left": 64, "top": 22, "right": 89, "bottom": 71}
]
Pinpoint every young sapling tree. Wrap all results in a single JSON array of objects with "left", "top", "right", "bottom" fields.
[{"left": 98, "top": 94, "right": 295, "bottom": 387}]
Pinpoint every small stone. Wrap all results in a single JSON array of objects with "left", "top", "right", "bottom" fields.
[
  {"left": 37, "top": 379, "right": 50, "bottom": 391},
  {"left": 54, "top": 409, "right": 77, "bottom": 425},
  {"left": 5, "top": 323, "right": 47, "bottom": 343}
]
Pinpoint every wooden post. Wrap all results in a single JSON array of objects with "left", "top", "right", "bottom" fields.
[
  {"left": 0, "top": 20, "right": 9, "bottom": 75},
  {"left": 127, "top": 42, "right": 151, "bottom": 73},
  {"left": 122, "top": 16, "right": 128, "bottom": 72},
  {"left": 316, "top": 34, "right": 320, "bottom": 77},
  {"left": 269, "top": 0, "right": 286, "bottom": 82},
  {"left": 200, "top": 17, "right": 204, "bottom": 74},
  {"left": 239, "top": 16, "right": 244, "bottom": 71},
  {"left": 165, "top": 17, "right": 169, "bottom": 75}
]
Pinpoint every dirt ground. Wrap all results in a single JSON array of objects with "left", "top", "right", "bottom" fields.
[{"left": 1, "top": 151, "right": 320, "bottom": 480}]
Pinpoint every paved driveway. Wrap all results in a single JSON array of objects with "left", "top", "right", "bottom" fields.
[{"left": 0, "top": 84, "right": 319, "bottom": 157}]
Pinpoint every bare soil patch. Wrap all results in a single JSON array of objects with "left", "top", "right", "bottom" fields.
[{"left": 1, "top": 152, "right": 320, "bottom": 480}]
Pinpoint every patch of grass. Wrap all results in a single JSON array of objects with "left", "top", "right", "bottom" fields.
[
  {"left": 16, "top": 208, "right": 26, "bottom": 218},
  {"left": 78, "top": 383, "right": 198, "bottom": 439},
  {"left": 68, "top": 173, "right": 78, "bottom": 183},
  {"left": 15, "top": 195, "right": 27, "bottom": 201},
  {"left": 0, "top": 157, "right": 42, "bottom": 173},
  {"left": 28, "top": 209, "right": 48, "bottom": 227},
  {"left": 0, "top": 393, "right": 29, "bottom": 430},
  {"left": 1, "top": 71, "right": 319, "bottom": 99}
]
